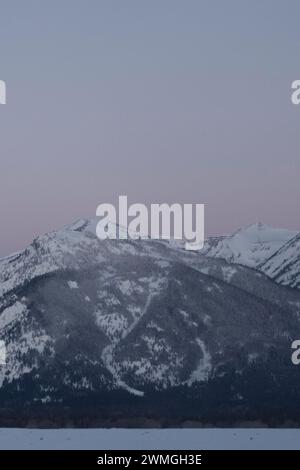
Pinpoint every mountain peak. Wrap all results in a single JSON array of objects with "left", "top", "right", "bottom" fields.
[{"left": 204, "top": 223, "right": 298, "bottom": 268}]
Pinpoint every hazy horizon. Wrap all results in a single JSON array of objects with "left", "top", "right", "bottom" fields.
[{"left": 1, "top": 0, "right": 300, "bottom": 256}]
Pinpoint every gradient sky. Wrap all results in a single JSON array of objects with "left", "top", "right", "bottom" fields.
[{"left": 0, "top": 0, "right": 300, "bottom": 256}]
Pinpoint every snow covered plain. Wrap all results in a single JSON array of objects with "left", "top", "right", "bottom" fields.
[{"left": 0, "top": 429, "right": 299, "bottom": 450}]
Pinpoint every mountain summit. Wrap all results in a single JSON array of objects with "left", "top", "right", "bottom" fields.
[{"left": 203, "top": 222, "right": 298, "bottom": 270}]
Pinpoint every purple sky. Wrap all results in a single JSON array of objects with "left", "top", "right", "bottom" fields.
[{"left": 0, "top": 0, "right": 300, "bottom": 256}]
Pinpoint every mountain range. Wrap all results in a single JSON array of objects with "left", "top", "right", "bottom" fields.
[{"left": 0, "top": 219, "right": 300, "bottom": 427}]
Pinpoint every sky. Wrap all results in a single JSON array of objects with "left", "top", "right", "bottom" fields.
[{"left": 0, "top": 0, "right": 300, "bottom": 256}]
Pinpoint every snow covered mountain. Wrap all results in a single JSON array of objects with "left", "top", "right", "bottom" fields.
[
  {"left": 203, "top": 222, "right": 298, "bottom": 269},
  {"left": 260, "top": 233, "right": 300, "bottom": 289},
  {"left": 0, "top": 218, "right": 300, "bottom": 426}
]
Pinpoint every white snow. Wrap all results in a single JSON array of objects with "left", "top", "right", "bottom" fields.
[
  {"left": 67, "top": 281, "right": 78, "bottom": 289},
  {"left": 187, "top": 338, "right": 212, "bottom": 385},
  {"left": 248, "top": 353, "right": 259, "bottom": 364},
  {"left": 0, "top": 428, "right": 299, "bottom": 450},
  {"left": 0, "top": 302, "right": 27, "bottom": 330},
  {"left": 203, "top": 223, "right": 297, "bottom": 269},
  {"left": 118, "top": 280, "right": 144, "bottom": 296},
  {"left": 118, "top": 280, "right": 133, "bottom": 295},
  {"left": 179, "top": 309, "right": 189, "bottom": 319},
  {"left": 260, "top": 234, "right": 300, "bottom": 288},
  {"left": 221, "top": 266, "right": 237, "bottom": 282},
  {"left": 0, "top": 341, "right": 6, "bottom": 365},
  {"left": 203, "top": 314, "right": 212, "bottom": 326},
  {"left": 147, "top": 321, "right": 163, "bottom": 332}
]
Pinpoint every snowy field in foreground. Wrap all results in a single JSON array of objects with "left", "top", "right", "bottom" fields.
[{"left": 0, "top": 429, "right": 299, "bottom": 450}]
